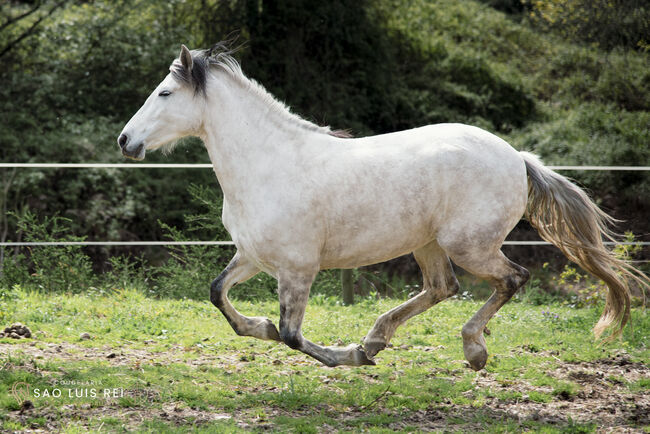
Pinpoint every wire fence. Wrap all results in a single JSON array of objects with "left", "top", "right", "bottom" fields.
[
  {"left": 1, "top": 241, "right": 649, "bottom": 247},
  {"left": 1, "top": 163, "right": 649, "bottom": 248},
  {"left": 2, "top": 163, "right": 650, "bottom": 170}
]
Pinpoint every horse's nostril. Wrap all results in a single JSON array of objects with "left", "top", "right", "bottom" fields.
[{"left": 118, "top": 134, "right": 129, "bottom": 149}]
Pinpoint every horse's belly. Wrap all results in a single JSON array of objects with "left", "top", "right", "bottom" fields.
[
  {"left": 319, "top": 207, "right": 438, "bottom": 269},
  {"left": 320, "top": 237, "right": 431, "bottom": 269}
]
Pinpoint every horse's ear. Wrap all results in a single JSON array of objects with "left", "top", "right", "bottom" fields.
[{"left": 180, "top": 44, "right": 193, "bottom": 71}]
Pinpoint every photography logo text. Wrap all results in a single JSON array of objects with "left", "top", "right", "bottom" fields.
[{"left": 11, "top": 380, "right": 124, "bottom": 402}]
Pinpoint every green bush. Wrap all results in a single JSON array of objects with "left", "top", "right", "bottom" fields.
[
  {"left": 511, "top": 103, "right": 650, "bottom": 200},
  {"left": 1, "top": 211, "right": 95, "bottom": 292},
  {"left": 479, "top": 0, "right": 527, "bottom": 14},
  {"left": 524, "top": 0, "right": 650, "bottom": 51},
  {"left": 534, "top": 46, "right": 650, "bottom": 111}
]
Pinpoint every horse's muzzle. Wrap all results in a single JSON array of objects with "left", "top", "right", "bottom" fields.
[
  {"left": 118, "top": 133, "right": 145, "bottom": 159},
  {"left": 121, "top": 142, "right": 145, "bottom": 160}
]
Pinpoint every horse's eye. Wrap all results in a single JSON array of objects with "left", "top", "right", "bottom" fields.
[{"left": 158, "top": 90, "right": 172, "bottom": 97}]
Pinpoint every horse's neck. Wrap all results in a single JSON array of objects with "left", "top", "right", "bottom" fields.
[{"left": 200, "top": 73, "right": 329, "bottom": 199}]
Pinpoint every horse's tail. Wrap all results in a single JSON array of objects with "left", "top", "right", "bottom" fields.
[{"left": 520, "top": 151, "right": 648, "bottom": 340}]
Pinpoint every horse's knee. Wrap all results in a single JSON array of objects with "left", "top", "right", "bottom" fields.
[
  {"left": 423, "top": 274, "right": 459, "bottom": 303},
  {"left": 516, "top": 266, "right": 530, "bottom": 287}
]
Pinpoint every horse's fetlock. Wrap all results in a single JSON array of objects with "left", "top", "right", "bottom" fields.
[
  {"left": 210, "top": 276, "right": 225, "bottom": 309},
  {"left": 447, "top": 276, "right": 460, "bottom": 297},
  {"left": 461, "top": 323, "right": 480, "bottom": 340},
  {"left": 280, "top": 329, "right": 302, "bottom": 350}
]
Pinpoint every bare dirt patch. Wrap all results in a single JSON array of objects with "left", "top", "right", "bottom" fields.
[
  {"left": 0, "top": 340, "right": 248, "bottom": 370},
  {"left": 5, "top": 401, "right": 237, "bottom": 432},
  {"left": 467, "top": 351, "right": 649, "bottom": 431},
  {"left": 2, "top": 341, "right": 648, "bottom": 431}
]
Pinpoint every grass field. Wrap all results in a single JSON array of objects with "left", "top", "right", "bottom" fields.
[{"left": 0, "top": 285, "right": 648, "bottom": 432}]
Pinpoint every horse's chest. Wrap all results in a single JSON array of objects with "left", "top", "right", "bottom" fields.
[{"left": 221, "top": 194, "right": 321, "bottom": 267}]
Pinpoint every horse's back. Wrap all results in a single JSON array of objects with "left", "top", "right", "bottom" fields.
[
  {"left": 346, "top": 123, "right": 527, "bottom": 208},
  {"left": 355, "top": 123, "right": 519, "bottom": 162},
  {"left": 315, "top": 123, "right": 528, "bottom": 268}
]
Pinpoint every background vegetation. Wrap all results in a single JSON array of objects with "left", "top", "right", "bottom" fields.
[
  {"left": 2, "top": 2, "right": 649, "bottom": 431},
  {"left": 1, "top": 0, "right": 649, "bottom": 293}
]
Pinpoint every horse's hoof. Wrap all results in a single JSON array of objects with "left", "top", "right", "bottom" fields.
[
  {"left": 352, "top": 345, "right": 376, "bottom": 366},
  {"left": 252, "top": 317, "right": 281, "bottom": 341},
  {"left": 463, "top": 338, "right": 488, "bottom": 371},
  {"left": 467, "top": 353, "right": 487, "bottom": 371},
  {"left": 363, "top": 339, "right": 386, "bottom": 359}
]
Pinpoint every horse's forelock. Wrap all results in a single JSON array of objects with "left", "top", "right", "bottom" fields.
[
  {"left": 170, "top": 52, "right": 209, "bottom": 95},
  {"left": 170, "top": 41, "right": 242, "bottom": 96}
]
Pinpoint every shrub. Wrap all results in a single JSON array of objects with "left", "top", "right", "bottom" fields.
[
  {"left": 1, "top": 211, "right": 95, "bottom": 292},
  {"left": 524, "top": 0, "right": 650, "bottom": 51},
  {"left": 511, "top": 103, "right": 650, "bottom": 205}
]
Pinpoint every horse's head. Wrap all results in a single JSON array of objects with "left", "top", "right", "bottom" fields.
[{"left": 118, "top": 45, "right": 206, "bottom": 160}]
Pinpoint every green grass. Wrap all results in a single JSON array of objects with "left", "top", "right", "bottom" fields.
[{"left": 0, "top": 284, "right": 648, "bottom": 432}]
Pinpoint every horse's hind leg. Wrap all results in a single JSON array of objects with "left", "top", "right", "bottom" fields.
[
  {"left": 364, "top": 240, "right": 459, "bottom": 358},
  {"left": 445, "top": 247, "right": 529, "bottom": 371},
  {"left": 211, "top": 252, "right": 281, "bottom": 341}
]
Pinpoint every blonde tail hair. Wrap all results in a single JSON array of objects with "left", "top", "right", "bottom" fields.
[{"left": 521, "top": 152, "right": 648, "bottom": 340}]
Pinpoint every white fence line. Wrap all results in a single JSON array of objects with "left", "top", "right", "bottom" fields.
[
  {"left": 0, "top": 163, "right": 214, "bottom": 169},
  {"left": 1, "top": 163, "right": 647, "bottom": 248},
  {"left": 1, "top": 163, "right": 650, "bottom": 171},
  {"left": 549, "top": 166, "right": 650, "bottom": 171},
  {"left": 0, "top": 241, "right": 235, "bottom": 246},
  {"left": 1, "top": 241, "right": 648, "bottom": 247}
]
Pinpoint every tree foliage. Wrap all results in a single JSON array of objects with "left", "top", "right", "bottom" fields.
[
  {"left": 1, "top": 0, "right": 649, "bottom": 277},
  {"left": 525, "top": 0, "right": 650, "bottom": 51}
]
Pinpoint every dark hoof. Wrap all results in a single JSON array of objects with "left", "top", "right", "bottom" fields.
[
  {"left": 464, "top": 343, "right": 488, "bottom": 371},
  {"left": 468, "top": 356, "right": 487, "bottom": 371}
]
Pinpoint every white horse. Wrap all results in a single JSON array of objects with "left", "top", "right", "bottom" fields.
[{"left": 118, "top": 44, "right": 647, "bottom": 368}]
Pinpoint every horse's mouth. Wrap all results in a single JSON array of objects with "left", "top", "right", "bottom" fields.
[{"left": 121, "top": 143, "right": 145, "bottom": 160}]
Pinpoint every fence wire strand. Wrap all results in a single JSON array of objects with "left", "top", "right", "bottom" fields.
[{"left": 1, "top": 163, "right": 648, "bottom": 247}]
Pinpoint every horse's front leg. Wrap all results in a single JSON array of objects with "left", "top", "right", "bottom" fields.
[
  {"left": 211, "top": 252, "right": 281, "bottom": 341},
  {"left": 278, "top": 270, "right": 375, "bottom": 367}
]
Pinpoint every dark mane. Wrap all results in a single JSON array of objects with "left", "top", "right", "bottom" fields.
[
  {"left": 170, "top": 41, "right": 352, "bottom": 138},
  {"left": 329, "top": 129, "right": 354, "bottom": 138},
  {"left": 170, "top": 42, "right": 240, "bottom": 95}
]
